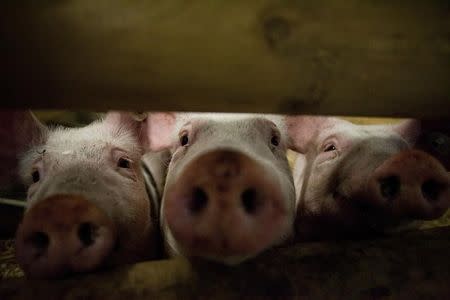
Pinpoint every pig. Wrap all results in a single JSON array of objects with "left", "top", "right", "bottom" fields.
[
  {"left": 0, "top": 110, "right": 161, "bottom": 278},
  {"left": 146, "top": 113, "right": 296, "bottom": 264},
  {"left": 286, "top": 116, "right": 450, "bottom": 240}
]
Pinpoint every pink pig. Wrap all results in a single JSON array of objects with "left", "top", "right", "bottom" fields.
[
  {"left": 286, "top": 116, "right": 450, "bottom": 240},
  {"left": 0, "top": 111, "right": 162, "bottom": 278},
  {"left": 146, "top": 113, "right": 296, "bottom": 264}
]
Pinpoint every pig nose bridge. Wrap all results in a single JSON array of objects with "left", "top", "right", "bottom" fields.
[
  {"left": 199, "top": 139, "right": 255, "bottom": 159},
  {"left": 43, "top": 167, "right": 89, "bottom": 186},
  {"left": 43, "top": 168, "right": 106, "bottom": 196}
]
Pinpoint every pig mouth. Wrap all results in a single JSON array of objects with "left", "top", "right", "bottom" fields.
[
  {"left": 332, "top": 185, "right": 382, "bottom": 215},
  {"left": 186, "top": 238, "right": 255, "bottom": 265},
  {"left": 183, "top": 232, "right": 260, "bottom": 259},
  {"left": 331, "top": 190, "right": 396, "bottom": 233}
]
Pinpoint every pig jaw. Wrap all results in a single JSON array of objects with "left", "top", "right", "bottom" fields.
[{"left": 162, "top": 149, "right": 294, "bottom": 264}]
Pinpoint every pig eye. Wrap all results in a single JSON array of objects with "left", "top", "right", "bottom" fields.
[
  {"left": 271, "top": 135, "right": 280, "bottom": 146},
  {"left": 324, "top": 144, "right": 337, "bottom": 152},
  {"left": 31, "top": 170, "right": 40, "bottom": 183},
  {"left": 118, "top": 157, "right": 131, "bottom": 169},
  {"left": 180, "top": 133, "right": 189, "bottom": 146}
]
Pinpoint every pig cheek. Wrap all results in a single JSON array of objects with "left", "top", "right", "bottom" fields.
[
  {"left": 118, "top": 184, "right": 150, "bottom": 229},
  {"left": 315, "top": 151, "right": 338, "bottom": 165},
  {"left": 277, "top": 172, "right": 296, "bottom": 221},
  {"left": 26, "top": 179, "right": 52, "bottom": 209},
  {"left": 162, "top": 187, "right": 194, "bottom": 250},
  {"left": 308, "top": 164, "right": 337, "bottom": 210},
  {"left": 170, "top": 146, "right": 190, "bottom": 166},
  {"left": 300, "top": 163, "right": 345, "bottom": 218},
  {"left": 27, "top": 183, "right": 40, "bottom": 200},
  {"left": 115, "top": 183, "right": 153, "bottom": 260},
  {"left": 166, "top": 152, "right": 193, "bottom": 186},
  {"left": 117, "top": 168, "right": 138, "bottom": 182}
]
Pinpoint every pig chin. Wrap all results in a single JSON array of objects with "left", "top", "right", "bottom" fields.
[{"left": 200, "top": 253, "right": 253, "bottom": 266}]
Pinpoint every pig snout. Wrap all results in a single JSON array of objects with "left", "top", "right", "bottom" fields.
[
  {"left": 15, "top": 194, "right": 116, "bottom": 279},
  {"left": 368, "top": 150, "right": 450, "bottom": 220},
  {"left": 165, "top": 150, "right": 288, "bottom": 261}
]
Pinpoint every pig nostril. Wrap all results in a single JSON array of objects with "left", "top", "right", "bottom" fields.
[
  {"left": 188, "top": 187, "right": 208, "bottom": 214},
  {"left": 28, "top": 231, "right": 49, "bottom": 251},
  {"left": 241, "top": 188, "right": 260, "bottom": 214},
  {"left": 379, "top": 176, "right": 401, "bottom": 199},
  {"left": 78, "top": 222, "right": 97, "bottom": 247},
  {"left": 421, "top": 180, "right": 443, "bottom": 202}
]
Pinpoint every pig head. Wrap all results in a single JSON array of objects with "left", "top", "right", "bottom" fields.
[
  {"left": 146, "top": 113, "right": 296, "bottom": 264},
  {"left": 0, "top": 110, "right": 161, "bottom": 278},
  {"left": 286, "top": 116, "right": 450, "bottom": 240}
]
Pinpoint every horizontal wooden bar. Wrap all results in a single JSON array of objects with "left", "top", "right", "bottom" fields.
[
  {"left": 1, "top": 226, "right": 450, "bottom": 299},
  {"left": 1, "top": 1, "right": 450, "bottom": 117},
  {"left": 0, "top": 199, "right": 25, "bottom": 208}
]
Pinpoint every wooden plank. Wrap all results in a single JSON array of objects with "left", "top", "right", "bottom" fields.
[
  {"left": 1, "top": 226, "right": 450, "bottom": 299},
  {"left": 1, "top": 1, "right": 449, "bottom": 117}
]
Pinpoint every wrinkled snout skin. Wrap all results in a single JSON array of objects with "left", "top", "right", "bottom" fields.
[
  {"left": 16, "top": 195, "right": 116, "bottom": 279},
  {"left": 158, "top": 115, "right": 296, "bottom": 264},
  {"left": 289, "top": 117, "right": 450, "bottom": 241}
]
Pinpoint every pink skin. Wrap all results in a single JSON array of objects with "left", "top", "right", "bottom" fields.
[
  {"left": 147, "top": 113, "right": 295, "bottom": 264},
  {"left": 0, "top": 111, "right": 160, "bottom": 279},
  {"left": 286, "top": 116, "right": 450, "bottom": 240}
]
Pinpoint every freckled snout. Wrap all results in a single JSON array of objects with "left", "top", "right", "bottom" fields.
[
  {"left": 164, "top": 150, "right": 289, "bottom": 262},
  {"left": 367, "top": 150, "right": 450, "bottom": 220},
  {"left": 15, "top": 195, "right": 116, "bottom": 279}
]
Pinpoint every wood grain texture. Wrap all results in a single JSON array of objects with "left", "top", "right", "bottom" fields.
[
  {"left": 1, "top": 1, "right": 449, "bottom": 117},
  {"left": 1, "top": 226, "right": 449, "bottom": 299}
]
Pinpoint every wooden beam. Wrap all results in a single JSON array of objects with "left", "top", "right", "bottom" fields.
[
  {"left": 1, "top": 1, "right": 449, "bottom": 117},
  {"left": 1, "top": 226, "right": 450, "bottom": 299}
]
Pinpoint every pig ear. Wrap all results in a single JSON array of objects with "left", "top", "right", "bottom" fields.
[
  {"left": 0, "top": 110, "right": 48, "bottom": 187},
  {"left": 0, "top": 110, "right": 47, "bottom": 153},
  {"left": 104, "top": 111, "right": 151, "bottom": 150},
  {"left": 144, "top": 112, "right": 177, "bottom": 151},
  {"left": 285, "top": 115, "right": 330, "bottom": 153},
  {"left": 392, "top": 119, "right": 421, "bottom": 144}
]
